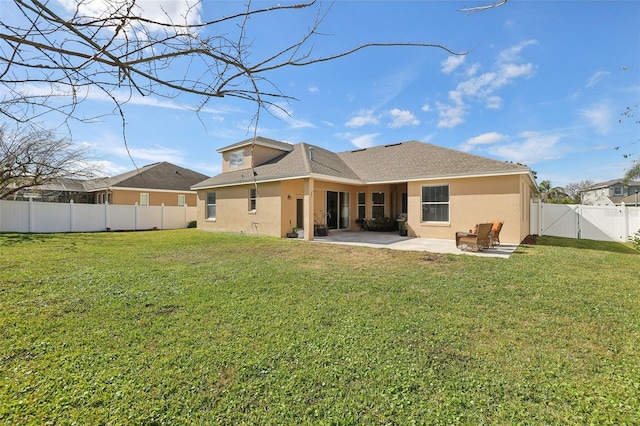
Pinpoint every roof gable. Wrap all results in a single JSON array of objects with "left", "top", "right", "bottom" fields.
[{"left": 217, "top": 136, "right": 294, "bottom": 154}]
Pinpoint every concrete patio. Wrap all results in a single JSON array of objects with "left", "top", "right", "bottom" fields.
[{"left": 312, "top": 231, "right": 519, "bottom": 258}]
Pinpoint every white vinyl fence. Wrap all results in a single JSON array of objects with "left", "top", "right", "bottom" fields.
[
  {"left": 530, "top": 200, "right": 640, "bottom": 242},
  {"left": 0, "top": 200, "right": 197, "bottom": 233}
]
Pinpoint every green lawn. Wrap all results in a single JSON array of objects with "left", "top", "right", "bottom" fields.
[{"left": 1, "top": 230, "right": 638, "bottom": 424}]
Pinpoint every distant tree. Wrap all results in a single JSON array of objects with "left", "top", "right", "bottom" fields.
[
  {"left": 564, "top": 179, "right": 594, "bottom": 204},
  {"left": 0, "top": 123, "right": 93, "bottom": 200},
  {"left": 538, "top": 180, "right": 551, "bottom": 201},
  {"left": 0, "top": 0, "right": 507, "bottom": 138}
]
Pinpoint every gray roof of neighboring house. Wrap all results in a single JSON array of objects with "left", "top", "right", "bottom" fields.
[
  {"left": 192, "top": 139, "right": 533, "bottom": 190},
  {"left": 584, "top": 179, "right": 640, "bottom": 191},
  {"left": 87, "top": 162, "right": 209, "bottom": 191}
]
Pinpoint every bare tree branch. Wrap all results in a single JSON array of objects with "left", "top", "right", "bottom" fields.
[
  {"left": 0, "top": 0, "right": 507, "bottom": 133},
  {"left": 0, "top": 123, "right": 95, "bottom": 200}
]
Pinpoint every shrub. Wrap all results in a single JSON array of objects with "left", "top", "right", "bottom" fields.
[{"left": 631, "top": 229, "right": 640, "bottom": 251}]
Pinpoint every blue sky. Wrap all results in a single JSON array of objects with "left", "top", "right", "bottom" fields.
[{"left": 29, "top": 1, "right": 640, "bottom": 187}]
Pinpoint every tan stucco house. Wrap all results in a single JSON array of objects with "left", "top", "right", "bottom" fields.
[
  {"left": 11, "top": 162, "right": 209, "bottom": 206},
  {"left": 87, "top": 161, "right": 209, "bottom": 207},
  {"left": 191, "top": 137, "right": 537, "bottom": 243}
]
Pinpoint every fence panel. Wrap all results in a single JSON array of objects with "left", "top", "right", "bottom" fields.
[
  {"left": 540, "top": 203, "right": 579, "bottom": 239},
  {"left": 531, "top": 200, "right": 640, "bottom": 242},
  {"left": 32, "top": 202, "right": 71, "bottom": 233},
  {"left": 0, "top": 200, "right": 197, "bottom": 233},
  {"left": 163, "top": 206, "right": 190, "bottom": 229},
  {"left": 107, "top": 205, "right": 137, "bottom": 231},
  {"left": 580, "top": 205, "right": 622, "bottom": 242},
  {"left": 74, "top": 204, "right": 107, "bottom": 232},
  {"left": 629, "top": 207, "right": 640, "bottom": 239},
  {"left": 0, "top": 201, "right": 30, "bottom": 232}
]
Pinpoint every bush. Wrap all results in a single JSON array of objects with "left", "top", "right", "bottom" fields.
[
  {"left": 187, "top": 220, "right": 197, "bottom": 228},
  {"left": 631, "top": 229, "right": 640, "bottom": 251}
]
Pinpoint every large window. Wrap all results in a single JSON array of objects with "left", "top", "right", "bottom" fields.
[
  {"left": 229, "top": 150, "right": 244, "bottom": 169},
  {"left": 249, "top": 187, "right": 257, "bottom": 212},
  {"left": 140, "top": 193, "right": 149, "bottom": 206},
  {"left": 421, "top": 185, "right": 449, "bottom": 222},
  {"left": 206, "top": 191, "right": 217, "bottom": 220},
  {"left": 371, "top": 192, "right": 385, "bottom": 218},
  {"left": 357, "top": 192, "right": 366, "bottom": 219}
]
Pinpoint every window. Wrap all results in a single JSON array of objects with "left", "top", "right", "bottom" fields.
[
  {"left": 140, "top": 193, "right": 149, "bottom": 206},
  {"left": 206, "top": 192, "right": 216, "bottom": 220},
  {"left": 613, "top": 186, "right": 623, "bottom": 196},
  {"left": 229, "top": 150, "right": 244, "bottom": 169},
  {"left": 178, "top": 194, "right": 186, "bottom": 206},
  {"left": 421, "top": 185, "right": 449, "bottom": 222},
  {"left": 357, "top": 192, "right": 366, "bottom": 219},
  {"left": 371, "top": 192, "right": 385, "bottom": 218},
  {"left": 249, "top": 187, "right": 257, "bottom": 212}
]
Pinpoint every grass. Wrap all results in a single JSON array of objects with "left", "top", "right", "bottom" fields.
[{"left": 1, "top": 230, "right": 639, "bottom": 424}]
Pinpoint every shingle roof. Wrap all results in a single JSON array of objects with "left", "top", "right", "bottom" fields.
[
  {"left": 585, "top": 179, "right": 640, "bottom": 190},
  {"left": 338, "top": 141, "right": 529, "bottom": 182},
  {"left": 88, "top": 162, "right": 209, "bottom": 191},
  {"left": 192, "top": 139, "right": 533, "bottom": 189}
]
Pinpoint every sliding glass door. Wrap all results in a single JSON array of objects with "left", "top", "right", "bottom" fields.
[{"left": 326, "top": 191, "right": 350, "bottom": 230}]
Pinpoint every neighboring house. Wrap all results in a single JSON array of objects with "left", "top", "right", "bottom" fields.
[
  {"left": 8, "top": 162, "right": 209, "bottom": 207},
  {"left": 86, "top": 161, "right": 209, "bottom": 207},
  {"left": 191, "top": 137, "right": 537, "bottom": 244},
  {"left": 581, "top": 179, "right": 640, "bottom": 206}
]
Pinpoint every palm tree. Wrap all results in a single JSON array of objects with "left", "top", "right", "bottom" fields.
[{"left": 538, "top": 180, "right": 551, "bottom": 202}]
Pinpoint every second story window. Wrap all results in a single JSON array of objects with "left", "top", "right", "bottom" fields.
[{"left": 229, "top": 150, "right": 245, "bottom": 169}]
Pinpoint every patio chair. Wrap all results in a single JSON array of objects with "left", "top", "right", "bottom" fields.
[
  {"left": 455, "top": 223, "right": 493, "bottom": 252},
  {"left": 489, "top": 221, "right": 503, "bottom": 247}
]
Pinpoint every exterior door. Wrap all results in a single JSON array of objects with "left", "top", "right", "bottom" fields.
[{"left": 326, "top": 191, "right": 349, "bottom": 230}]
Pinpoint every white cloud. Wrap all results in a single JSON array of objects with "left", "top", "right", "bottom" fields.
[
  {"left": 436, "top": 100, "right": 466, "bottom": 129},
  {"left": 466, "top": 63, "right": 481, "bottom": 77},
  {"left": 586, "top": 71, "right": 611, "bottom": 88},
  {"left": 579, "top": 102, "right": 613, "bottom": 134},
  {"left": 459, "top": 132, "right": 508, "bottom": 152},
  {"left": 57, "top": 0, "right": 202, "bottom": 30},
  {"left": 387, "top": 108, "right": 419, "bottom": 128},
  {"left": 486, "top": 96, "right": 502, "bottom": 109},
  {"left": 497, "top": 39, "right": 538, "bottom": 63},
  {"left": 308, "top": 86, "right": 320, "bottom": 93},
  {"left": 350, "top": 133, "right": 380, "bottom": 149},
  {"left": 268, "top": 103, "right": 315, "bottom": 129},
  {"left": 436, "top": 41, "right": 536, "bottom": 128},
  {"left": 485, "top": 131, "right": 564, "bottom": 164},
  {"left": 345, "top": 110, "right": 380, "bottom": 128},
  {"left": 421, "top": 103, "right": 432, "bottom": 112},
  {"left": 441, "top": 55, "right": 465, "bottom": 74}
]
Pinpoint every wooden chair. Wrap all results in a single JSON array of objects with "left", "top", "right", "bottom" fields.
[
  {"left": 455, "top": 223, "right": 492, "bottom": 252},
  {"left": 489, "top": 221, "right": 503, "bottom": 247}
]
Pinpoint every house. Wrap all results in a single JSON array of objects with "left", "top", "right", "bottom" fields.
[
  {"left": 8, "top": 162, "right": 209, "bottom": 207},
  {"left": 581, "top": 179, "right": 640, "bottom": 206},
  {"left": 86, "top": 161, "right": 209, "bottom": 207},
  {"left": 191, "top": 137, "right": 537, "bottom": 243}
]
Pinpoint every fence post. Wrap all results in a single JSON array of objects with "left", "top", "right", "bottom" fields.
[
  {"left": 620, "top": 202, "right": 628, "bottom": 242},
  {"left": 69, "top": 200, "right": 74, "bottom": 232},
  {"left": 28, "top": 198, "right": 34, "bottom": 233},
  {"left": 105, "top": 202, "right": 110, "bottom": 231},
  {"left": 161, "top": 203, "right": 165, "bottom": 230}
]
